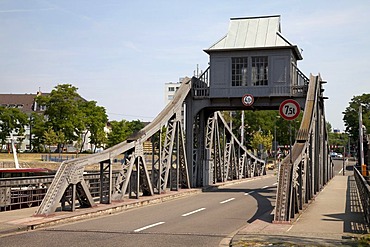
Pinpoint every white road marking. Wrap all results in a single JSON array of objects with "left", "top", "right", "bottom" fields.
[
  {"left": 182, "top": 208, "right": 206, "bottom": 217},
  {"left": 245, "top": 191, "right": 255, "bottom": 195},
  {"left": 338, "top": 168, "right": 343, "bottom": 174},
  {"left": 220, "top": 198, "right": 235, "bottom": 204},
  {"left": 134, "top": 222, "right": 165, "bottom": 232},
  {"left": 262, "top": 185, "right": 268, "bottom": 189},
  {"left": 287, "top": 224, "right": 294, "bottom": 232}
]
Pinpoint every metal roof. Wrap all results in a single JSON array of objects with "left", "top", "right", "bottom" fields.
[{"left": 205, "top": 15, "right": 302, "bottom": 59}]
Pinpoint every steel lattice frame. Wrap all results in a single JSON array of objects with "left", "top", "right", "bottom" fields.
[
  {"left": 274, "top": 74, "right": 334, "bottom": 222},
  {"left": 36, "top": 81, "right": 192, "bottom": 216},
  {"left": 201, "top": 111, "right": 266, "bottom": 185}
]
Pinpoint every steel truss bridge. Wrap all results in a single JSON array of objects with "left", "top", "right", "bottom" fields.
[{"left": 33, "top": 72, "right": 332, "bottom": 223}]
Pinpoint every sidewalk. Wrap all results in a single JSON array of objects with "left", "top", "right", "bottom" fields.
[{"left": 231, "top": 173, "right": 369, "bottom": 246}]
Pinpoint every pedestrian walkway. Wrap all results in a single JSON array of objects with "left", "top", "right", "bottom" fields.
[{"left": 231, "top": 172, "right": 369, "bottom": 246}]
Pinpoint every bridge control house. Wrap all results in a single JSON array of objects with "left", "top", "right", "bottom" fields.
[
  {"left": 186, "top": 15, "right": 311, "bottom": 187},
  {"left": 192, "top": 15, "right": 308, "bottom": 110}
]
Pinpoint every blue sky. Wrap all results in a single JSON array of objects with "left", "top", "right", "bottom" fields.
[{"left": 1, "top": 0, "right": 369, "bottom": 131}]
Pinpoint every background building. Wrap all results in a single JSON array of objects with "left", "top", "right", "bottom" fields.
[{"left": 164, "top": 80, "right": 182, "bottom": 105}]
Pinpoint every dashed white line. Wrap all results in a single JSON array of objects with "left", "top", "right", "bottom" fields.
[
  {"left": 245, "top": 190, "right": 255, "bottom": 195},
  {"left": 220, "top": 198, "right": 235, "bottom": 204},
  {"left": 182, "top": 208, "right": 206, "bottom": 217},
  {"left": 134, "top": 222, "right": 165, "bottom": 232},
  {"left": 338, "top": 168, "right": 343, "bottom": 174},
  {"left": 287, "top": 224, "right": 294, "bottom": 232}
]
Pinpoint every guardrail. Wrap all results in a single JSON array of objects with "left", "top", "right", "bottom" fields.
[{"left": 354, "top": 166, "right": 370, "bottom": 225}]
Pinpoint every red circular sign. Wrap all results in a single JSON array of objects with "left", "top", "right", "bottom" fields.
[
  {"left": 242, "top": 94, "right": 254, "bottom": 107},
  {"left": 279, "top": 99, "right": 301, "bottom": 120}
]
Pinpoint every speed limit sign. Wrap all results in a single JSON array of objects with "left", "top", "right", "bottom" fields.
[{"left": 279, "top": 99, "right": 301, "bottom": 120}]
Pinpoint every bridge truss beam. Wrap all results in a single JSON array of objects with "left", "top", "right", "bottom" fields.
[{"left": 274, "top": 74, "right": 334, "bottom": 222}]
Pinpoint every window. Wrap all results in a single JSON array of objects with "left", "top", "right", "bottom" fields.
[
  {"left": 168, "top": 87, "right": 175, "bottom": 92},
  {"left": 252, "top": 56, "right": 268, "bottom": 86},
  {"left": 167, "top": 95, "right": 174, "bottom": 100},
  {"left": 232, "top": 57, "right": 248, "bottom": 86}
]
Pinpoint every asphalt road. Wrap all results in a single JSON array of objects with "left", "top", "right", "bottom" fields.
[{"left": 0, "top": 174, "right": 277, "bottom": 247}]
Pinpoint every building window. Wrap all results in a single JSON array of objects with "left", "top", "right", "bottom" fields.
[
  {"left": 168, "top": 87, "right": 175, "bottom": 92},
  {"left": 252, "top": 56, "right": 268, "bottom": 86},
  {"left": 167, "top": 95, "right": 174, "bottom": 100},
  {"left": 40, "top": 105, "right": 47, "bottom": 111},
  {"left": 232, "top": 57, "right": 248, "bottom": 86}
]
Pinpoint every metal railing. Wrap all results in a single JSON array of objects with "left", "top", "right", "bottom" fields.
[
  {"left": 292, "top": 63, "right": 309, "bottom": 86},
  {"left": 354, "top": 166, "right": 370, "bottom": 225},
  {"left": 192, "top": 66, "right": 210, "bottom": 97},
  {"left": 0, "top": 172, "right": 119, "bottom": 212}
]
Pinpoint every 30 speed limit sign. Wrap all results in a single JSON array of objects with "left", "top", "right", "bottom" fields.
[{"left": 279, "top": 99, "right": 301, "bottom": 120}]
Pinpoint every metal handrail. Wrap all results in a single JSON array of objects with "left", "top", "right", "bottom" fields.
[
  {"left": 292, "top": 63, "right": 309, "bottom": 86},
  {"left": 192, "top": 66, "right": 210, "bottom": 97},
  {"left": 354, "top": 166, "right": 370, "bottom": 225}
]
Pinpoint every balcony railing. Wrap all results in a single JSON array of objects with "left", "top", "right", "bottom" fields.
[
  {"left": 192, "top": 66, "right": 210, "bottom": 97},
  {"left": 292, "top": 63, "right": 309, "bottom": 86},
  {"left": 192, "top": 64, "right": 308, "bottom": 98}
]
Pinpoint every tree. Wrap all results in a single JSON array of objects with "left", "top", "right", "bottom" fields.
[
  {"left": 0, "top": 106, "right": 28, "bottom": 151},
  {"left": 250, "top": 130, "right": 273, "bottom": 157},
  {"left": 343, "top": 93, "right": 370, "bottom": 141},
  {"left": 80, "top": 100, "right": 108, "bottom": 153},
  {"left": 30, "top": 112, "right": 47, "bottom": 152},
  {"left": 43, "top": 127, "right": 57, "bottom": 152},
  {"left": 107, "top": 120, "right": 145, "bottom": 147},
  {"left": 37, "top": 84, "right": 85, "bottom": 151},
  {"left": 229, "top": 110, "right": 302, "bottom": 150}
]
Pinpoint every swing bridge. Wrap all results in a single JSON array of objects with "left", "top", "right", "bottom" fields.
[{"left": 35, "top": 16, "right": 333, "bottom": 222}]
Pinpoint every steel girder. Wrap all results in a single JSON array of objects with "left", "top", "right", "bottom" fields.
[
  {"left": 36, "top": 81, "right": 192, "bottom": 216},
  {"left": 201, "top": 111, "right": 266, "bottom": 185},
  {"left": 274, "top": 74, "right": 334, "bottom": 222}
]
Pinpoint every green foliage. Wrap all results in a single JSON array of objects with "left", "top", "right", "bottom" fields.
[
  {"left": 326, "top": 121, "right": 332, "bottom": 133},
  {"left": 34, "top": 84, "right": 109, "bottom": 152},
  {"left": 250, "top": 130, "right": 273, "bottom": 151},
  {"left": 343, "top": 93, "right": 370, "bottom": 141},
  {"left": 229, "top": 110, "right": 302, "bottom": 151},
  {"left": 0, "top": 106, "right": 28, "bottom": 150},
  {"left": 107, "top": 120, "right": 145, "bottom": 147},
  {"left": 43, "top": 127, "right": 57, "bottom": 152},
  {"left": 79, "top": 100, "right": 108, "bottom": 152},
  {"left": 36, "top": 84, "right": 85, "bottom": 146},
  {"left": 328, "top": 132, "right": 349, "bottom": 153},
  {"left": 30, "top": 113, "right": 47, "bottom": 152},
  {"left": 106, "top": 120, "right": 126, "bottom": 147}
]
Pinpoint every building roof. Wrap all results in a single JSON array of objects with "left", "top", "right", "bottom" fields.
[
  {"left": 0, "top": 94, "right": 36, "bottom": 114},
  {"left": 204, "top": 15, "right": 302, "bottom": 60}
]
